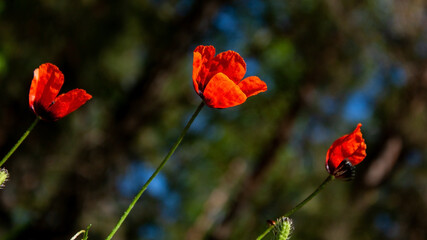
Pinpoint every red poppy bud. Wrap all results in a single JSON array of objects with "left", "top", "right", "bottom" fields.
[{"left": 325, "top": 123, "right": 367, "bottom": 179}]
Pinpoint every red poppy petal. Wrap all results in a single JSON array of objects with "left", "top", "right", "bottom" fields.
[
  {"left": 29, "top": 63, "right": 64, "bottom": 110},
  {"left": 202, "top": 72, "right": 247, "bottom": 108},
  {"left": 208, "top": 50, "right": 246, "bottom": 85},
  {"left": 29, "top": 68, "right": 41, "bottom": 110},
  {"left": 238, "top": 76, "right": 267, "bottom": 97},
  {"left": 47, "top": 89, "right": 92, "bottom": 120},
  {"left": 193, "top": 45, "right": 216, "bottom": 93},
  {"left": 325, "top": 123, "right": 367, "bottom": 173}
]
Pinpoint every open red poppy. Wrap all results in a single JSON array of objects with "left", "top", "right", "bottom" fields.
[
  {"left": 325, "top": 123, "right": 367, "bottom": 178},
  {"left": 192, "top": 45, "right": 267, "bottom": 108},
  {"left": 29, "top": 63, "right": 92, "bottom": 121}
]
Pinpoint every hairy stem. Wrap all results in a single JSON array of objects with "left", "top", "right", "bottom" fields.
[{"left": 106, "top": 102, "right": 205, "bottom": 240}]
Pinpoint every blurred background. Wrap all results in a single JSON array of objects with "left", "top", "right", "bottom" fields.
[{"left": 0, "top": 0, "right": 426, "bottom": 239}]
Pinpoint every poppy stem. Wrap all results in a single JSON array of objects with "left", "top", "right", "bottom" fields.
[
  {"left": 283, "top": 174, "right": 334, "bottom": 217},
  {"left": 105, "top": 101, "right": 205, "bottom": 240},
  {"left": 255, "top": 175, "right": 335, "bottom": 240},
  {"left": 0, "top": 117, "right": 40, "bottom": 168}
]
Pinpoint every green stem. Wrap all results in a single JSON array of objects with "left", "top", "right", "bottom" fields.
[
  {"left": 256, "top": 175, "right": 335, "bottom": 240},
  {"left": 283, "top": 175, "right": 334, "bottom": 217},
  {"left": 0, "top": 117, "right": 40, "bottom": 168},
  {"left": 105, "top": 102, "right": 205, "bottom": 240},
  {"left": 256, "top": 225, "right": 274, "bottom": 240}
]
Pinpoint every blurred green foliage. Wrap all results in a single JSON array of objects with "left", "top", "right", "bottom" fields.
[{"left": 0, "top": 0, "right": 426, "bottom": 240}]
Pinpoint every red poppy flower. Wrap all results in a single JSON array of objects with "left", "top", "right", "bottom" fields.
[
  {"left": 29, "top": 63, "right": 92, "bottom": 121},
  {"left": 325, "top": 123, "right": 367, "bottom": 179},
  {"left": 192, "top": 45, "right": 267, "bottom": 108}
]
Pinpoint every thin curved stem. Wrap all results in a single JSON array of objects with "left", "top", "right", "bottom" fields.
[
  {"left": 0, "top": 117, "right": 40, "bottom": 168},
  {"left": 106, "top": 102, "right": 205, "bottom": 240},
  {"left": 256, "top": 175, "right": 335, "bottom": 240},
  {"left": 283, "top": 175, "right": 334, "bottom": 217},
  {"left": 256, "top": 225, "right": 274, "bottom": 240}
]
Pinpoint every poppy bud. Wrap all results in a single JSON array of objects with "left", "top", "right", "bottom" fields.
[
  {"left": 273, "top": 217, "right": 293, "bottom": 240},
  {"left": 325, "top": 123, "right": 367, "bottom": 179},
  {"left": 0, "top": 168, "right": 9, "bottom": 189}
]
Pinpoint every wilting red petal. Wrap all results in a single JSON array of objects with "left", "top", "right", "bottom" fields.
[
  {"left": 238, "top": 76, "right": 268, "bottom": 97},
  {"left": 202, "top": 72, "right": 247, "bottom": 108},
  {"left": 326, "top": 123, "right": 367, "bottom": 174},
  {"left": 47, "top": 89, "right": 92, "bottom": 121},
  {"left": 193, "top": 45, "right": 216, "bottom": 93},
  {"left": 29, "top": 63, "right": 64, "bottom": 110},
  {"left": 207, "top": 50, "right": 246, "bottom": 85}
]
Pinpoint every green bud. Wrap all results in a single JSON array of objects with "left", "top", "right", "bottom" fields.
[
  {"left": 0, "top": 168, "right": 9, "bottom": 189},
  {"left": 273, "top": 217, "right": 293, "bottom": 240}
]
